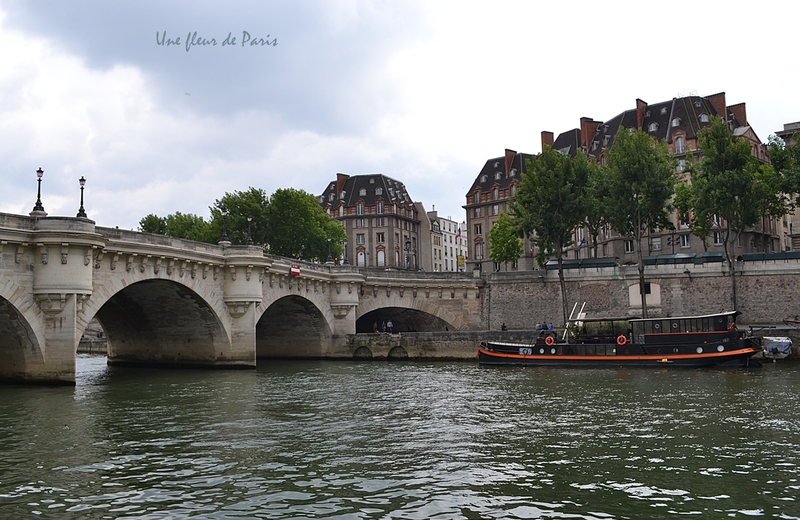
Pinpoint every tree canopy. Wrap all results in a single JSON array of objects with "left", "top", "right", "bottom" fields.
[
  {"left": 488, "top": 212, "right": 523, "bottom": 268},
  {"left": 139, "top": 186, "right": 344, "bottom": 263},
  {"left": 512, "top": 146, "right": 593, "bottom": 325},
  {"left": 605, "top": 128, "right": 677, "bottom": 317}
]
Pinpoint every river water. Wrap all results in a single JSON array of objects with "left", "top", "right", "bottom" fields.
[{"left": 1, "top": 356, "right": 799, "bottom": 519}]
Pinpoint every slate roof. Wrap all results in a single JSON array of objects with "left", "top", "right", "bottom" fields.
[
  {"left": 319, "top": 173, "right": 415, "bottom": 210},
  {"left": 465, "top": 151, "right": 533, "bottom": 198}
]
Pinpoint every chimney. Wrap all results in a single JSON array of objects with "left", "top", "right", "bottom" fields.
[
  {"left": 541, "top": 131, "right": 554, "bottom": 150},
  {"left": 504, "top": 149, "right": 516, "bottom": 177},
  {"left": 728, "top": 102, "right": 747, "bottom": 127},
  {"left": 704, "top": 92, "right": 727, "bottom": 121},
  {"left": 636, "top": 98, "right": 647, "bottom": 130},
  {"left": 580, "top": 117, "right": 601, "bottom": 151},
  {"left": 336, "top": 173, "right": 349, "bottom": 198}
]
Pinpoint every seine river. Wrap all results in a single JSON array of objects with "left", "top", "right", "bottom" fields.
[{"left": 1, "top": 356, "right": 799, "bottom": 519}]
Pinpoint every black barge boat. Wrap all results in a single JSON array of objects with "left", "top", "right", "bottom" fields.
[{"left": 478, "top": 311, "right": 761, "bottom": 368}]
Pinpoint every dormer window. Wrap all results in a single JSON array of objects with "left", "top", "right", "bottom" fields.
[
  {"left": 480, "top": 175, "right": 487, "bottom": 183},
  {"left": 494, "top": 162, "right": 499, "bottom": 167},
  {"left": 376, "top": 187, "right": 382, "bottom": 195},
  {"left": 495, "top": 172, "right": 502, "bottom": 180},
  {"left": 340, "top": 190, "right": 346, "bottom": 199},
  {"left": 510, "top": 168, "right": 516, "bottom": 177},
  {"left": 672, "top": 117, "right": 681, "bottom": 127},
  {"left": 369, "top": 178, "right": 375, "bottom": 184},
  {"left": 699, "top": 113, "right": 709, "bottom": 123},
  {"left": 359, "top": 188, "right": 366, "bottom": 196},
  {"left": 694, "top": 101, "right": 702, "bottom": 107},
  {"left": 592, "top": 140, "right": 599, "bottom": 151},
  {"left": 648, "top": 122, "right": 658, "bottom": 132},
  {"left": 660, "top": 107, "right": 668, "bottom": 115},
  {"left": 328, "top": 193, "right": 335, "bottom": 201}
]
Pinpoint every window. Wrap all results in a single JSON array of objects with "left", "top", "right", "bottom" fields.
[
  {"left": 624, "top": 240, "right": 634, "bottom": 253},
  {"left": 660, "top": 107, "right": 668, "bottom": 115},
  {"left": 338, "top": 205, "right": 344, "bottom": 217},
  {"left": 675, "top": 137, "right": 685, "bottom": 154},
  {"left": 677, "top": 159, "right": 685, "bottom": 172},
  {"left": 328, "top": 193, "right": 335, "bottom": 201},
  {"left": 510, "top": 184, "right": 517, "bottom": 196},
  {"left": 700, "top": 113, "right": 709, "bottom": 123},
  {"left": 475, "top": 243, "right": 483, "bottom": 260},
  {"left": 493, "top": 188, "right": 499, "bottom": 200},
  {"left": 357, "top": 203, "right": 364, "bottom": 215},
  {"left": 495, "top": 172, "right": 502, "bottom": 180},
  {"left": 376, "top": 232, "right": 384, "bottom": 243},
  {"left": 475, "top": 224, "right": 482, "bottom": 236},
  {"left": 680, "top": 234, "right": 690, "bottom": 248},
  {"left": 480, "top": 175, "right": 487, "bottom": 183},
  {"left": 712, "top": 214, "right": 721, "bottom": 226},
  {"left": 713, "top": 231, "right": 723, "bottom": 245},
  {"left": 375, "top": 187, "right": 382, "bottom": 195},
  {"left": 672, "top": 117, "right": 681, "bottom": 127},
  {"left": 648, "top": 122, "right": 658, "bottom": 132},
  {"left": 340, "top": 190, "right": 346, "bottom": 199},
  {"left": 359, "top": 188, "right": 366, "bottom": 196},
  {"left": 651, "top": 237, "right": 662, "bottom": 251},
  {"left": 377, "top": 202, "right": 383, "bottom": 214},
  {"left": 377, "top": 250, "right": 385, "bottom": 267},
  {"left": 376, "top": 217, "right": 384, "bottom": 227},
  {"left": 356, "top": 218, "right": 364, "bottom": 228},
  {"left": 474, "top": 207, "right": 481, "bottom": 218},
  {"left": 492, "top": 205, "right": 499, "bottom": 215},
  {"left": 356, "top": 234, "right": 365, "bottom": 245}
]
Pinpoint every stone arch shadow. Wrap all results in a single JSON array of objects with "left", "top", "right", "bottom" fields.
[
  {"left": 355, "top": 305, "right": 456, "bottom": 333},
  {"left": 0, "top": 290, "right": 43, "bottom": 382},
  {"left": 256, "top": 295, "right": 333, "bottom": 359},
  {"left": 92, "top": 279, "right": 232, "bottom": 366}
]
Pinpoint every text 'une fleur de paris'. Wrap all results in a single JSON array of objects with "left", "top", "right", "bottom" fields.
[{"left": 156, "top": 31, "right": 277, "bottom": 52}]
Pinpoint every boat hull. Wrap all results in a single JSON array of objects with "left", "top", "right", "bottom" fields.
[{"left": 477, "top": 345, "right": 760, "bottom": 368}]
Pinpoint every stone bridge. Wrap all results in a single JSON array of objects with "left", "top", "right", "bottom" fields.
[{"left": 0, "top": 213, "right": 484, "bottom": 384}]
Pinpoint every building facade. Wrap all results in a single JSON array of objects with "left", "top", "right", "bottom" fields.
[
  {"left": 319, "top": 173, "right": 426, "bottom": 270},
  {"left": 426, "top": 209, "right": 469, "bottom": 272},
  {"left": 464, "top": 149, "right": 535, "bottom": 272},
  {"left": 543, "top": 91, "right": 776, "bottom": 262}
]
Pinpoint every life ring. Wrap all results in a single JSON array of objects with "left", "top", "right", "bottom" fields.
[
  {"left": 616, "top": 335, "right": 628, "bottom": 346},
  {"left": 545, "top": 335, "right": 555, "bottom": 346}
]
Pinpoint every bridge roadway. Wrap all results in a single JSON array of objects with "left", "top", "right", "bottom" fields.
[{"left": 0, "top": 213, "right": 484, "bottom": 384}]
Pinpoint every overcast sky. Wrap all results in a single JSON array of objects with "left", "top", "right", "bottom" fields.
[{"left": 2, "top": 0, "right": 799, "bottom": 231}]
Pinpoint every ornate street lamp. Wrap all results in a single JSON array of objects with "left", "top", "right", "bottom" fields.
[
  {"left": 327, "top": 236, "right": 333, "bottom": 263},
  {"left": 246, "top": 216, "right": 254, "bottom": 245},
  {"left": 76, "top": 176, "right": 87, "bottom": 218},
  {"left": 342, "top": 240, "right": 349, "bottom": 265},
  {"left": 219, "top": 210, "right": 230, "bottom": 244},
  {"left": 32, "top": 167, "right": 45, "bottom": 214},
  {"left": 405, "top": 239, "right": 411, "bottom": 270}
]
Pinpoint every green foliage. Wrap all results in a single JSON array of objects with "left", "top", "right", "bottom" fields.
[
  {"left": 139, "top": 212, "right": 213, "bottom": 242},
  {"left": 488, "top": 212, "right": 523, "bottom": 266},
  {"left": 210, "top": 187, "right": 270, "bottom": 246},
  {"left": 139, "top": 213, "right": 166, "bottom": 235},
  {"left": 767, "top": 132, "right": 800, "bottom": 206},
  {"left": 605, "top": 128, "right": 677, "bottom": 317},
  {"left": 512, "top": 146, "right": 592, "bottom": 324},
  {"left": 264, "top": 188, "right": 346, "bottom": 261}
]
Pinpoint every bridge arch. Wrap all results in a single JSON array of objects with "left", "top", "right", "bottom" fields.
[
  {"left": 355, "top": 297, "right": 461, "bottom": 332},
  {"left": 256, "top": 295, "right": 333, "bottom": 358},
  {"left": 91, "top": 278, "right": 231, "bottom": 366},
  {"left": 0, "top": 291, "right": 43, "bottom": 381}
]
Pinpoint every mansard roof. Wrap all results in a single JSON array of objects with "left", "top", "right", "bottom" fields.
[
  {"left": 552, "top": 129, "right": 581, "bottom": 156},
  {"left": 319, "top": 173, "right": 415, "bottom": 210},
  {"left": 466, "top": 150, "right": 532, "bottom": 197}
]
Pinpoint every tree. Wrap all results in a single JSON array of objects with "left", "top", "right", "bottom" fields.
[
  {"left": 264, "top": 188, "right": 346, "bottom": 261},
  {"left": 138, "top": 212, "right": 213, "bottom": 242},
  {"left": 605, "top": 128, "right": 677, "bottom": 318},
  {"left": 512, "top": 146, "right": 592, "bottom": 326},
  {"left": 768, "top": 131, "right": 800, "bottom": 205},
  {"left": 488, "top": 212, "right": 523, "bottom": 269},
  {"left": 210, "top": 187, "right": 270, "bottom": 246},
  {"left": 139, "top": 213, "right": 166, "bottom": 235},
  {"left": 686, "top": 116, "right": 786, "bottom": 309}
]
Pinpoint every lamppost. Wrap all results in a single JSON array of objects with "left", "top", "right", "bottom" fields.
[
  {"left": 76, "top": 176, "right": 87, "bottom": 218},
  {"left": 326, "top": 236, "right": 333, "bottom": 264},
  {"left": 246, "top": 216, "right": 254, "bottom": 245},
  {"left": 405, "top": 239, "right": 411, "bottom": 270},
  {"left": 31, "top": 167, "right": 46, "bottom": 215},
  {"left": 666, "top": 232, "right": 677, "bottom": 254},
  {"left": 219, "top": 210, "right": 230, "bottom": 245},
  {"left": 342, "top": 240, "right": 349, "bottom": 265}
]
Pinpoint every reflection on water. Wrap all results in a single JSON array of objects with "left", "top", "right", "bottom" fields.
[{"left": 1, "top": 355, "right": 799, "bottom": 518}]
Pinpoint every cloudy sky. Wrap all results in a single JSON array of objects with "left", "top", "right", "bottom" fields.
[{"left": 1, "top": 0, "right": 798, "bottom": 231}]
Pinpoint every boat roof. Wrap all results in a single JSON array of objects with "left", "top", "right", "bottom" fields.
[{"left": 568, "top": 311, "right": 740, "bottom": 324}]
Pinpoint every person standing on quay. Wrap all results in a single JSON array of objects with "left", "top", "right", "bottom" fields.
[{"left": 387, "top": 319, "right": 394, "bottom": 334}]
